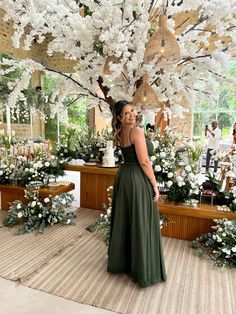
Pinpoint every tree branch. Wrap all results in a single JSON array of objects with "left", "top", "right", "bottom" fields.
[
  {"left": 45, "top": 67, "right": 112, "bottom": 105},
  {"left": 174, "top": 16, "right": 191, "bottom": 31},
  {"left": 178, "top": 47, "right": 228, "bottom": 66},
  {"left": 185, "top": 86, "right": 211, "bottom": 95},
  {"left": 181, "top": 13, "right": 209, "bottom": 37}
]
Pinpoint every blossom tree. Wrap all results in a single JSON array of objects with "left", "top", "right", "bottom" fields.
[{"left": 0, "top": 0, "right": 236, "bottom": 118}]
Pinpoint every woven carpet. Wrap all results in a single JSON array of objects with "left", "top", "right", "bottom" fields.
[{"left": 0, "top": 208, "right": 236, "bottom": 314}]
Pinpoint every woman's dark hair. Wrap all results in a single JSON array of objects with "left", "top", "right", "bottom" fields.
[
  {"left": 111, "top": 100, "right": 129, "bottom": 145},
  {"left": 233, "top": 123, "right": 236, "bottom": 135},
  {"left": 146, "top": 123, "right": 155, "bottom": 132}
]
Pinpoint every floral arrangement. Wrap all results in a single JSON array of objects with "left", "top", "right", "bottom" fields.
[
  {"left": 151, "top": 127, "right": 179, "bottom": 190},
  {"left": 176, "top": 140, "right": 204, "bottom": 174},
  {"left": 3, "top": 184, "right": 75, "bottom": 235},
  {"left": 218, "top": 150, "right": 236, "bottom": 185},
  {"left": 86, "top": 186, "right": 113, "bottom": 245},
  {"left": 192, "top": 218, "right": 236, "bottom": 268},
  {"left": 167, "top": 166, "right": 200, "bottom": 203},
  {"left": 0, "top": 129, "right": 16, "bottom": 152},
  {"left": 0, "top": 152, "right": 65, "bottom": 186},
  {"left": 87, "top": 185, "right": 171, "bottom": 245},
  {"left": 56, "top": 124, "right": 82, "bottom": 160},
  {"left": 77, "top": 130, "right": 107, "bottom": 162}
]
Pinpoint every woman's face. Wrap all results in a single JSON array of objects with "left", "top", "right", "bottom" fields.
[{"left": 119, "top": 104, "right": 136, "bottom": 126}]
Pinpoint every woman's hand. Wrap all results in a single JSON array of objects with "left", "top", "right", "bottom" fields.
[{"left": 153, "top": 185, "right": 160, "bottom": 203}]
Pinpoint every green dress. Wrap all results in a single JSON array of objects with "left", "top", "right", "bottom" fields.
[{"left": 107, "top": 140, "right": 166, "bottom": 287}]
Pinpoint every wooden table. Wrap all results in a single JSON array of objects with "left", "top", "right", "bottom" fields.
[
  {"left": 0, "top": 182, "right": 75, "bottom": 210},
  {"left": 158, "top": 200, "right": 236, "bottom": 240},
  {"left": 64, "top": 164, "right": 118, "bottom": 210}
]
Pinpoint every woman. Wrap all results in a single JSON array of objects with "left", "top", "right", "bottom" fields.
[
  {"left": 233, "top": 123, "right": 236, "bottom": 145},
  {"left": 107, "top": 100, "right": 166, "bottom": 287}
]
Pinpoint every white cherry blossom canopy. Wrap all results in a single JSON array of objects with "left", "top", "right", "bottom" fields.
[{"left": 0, "top": 0, "right": 236, "bottom": 118}]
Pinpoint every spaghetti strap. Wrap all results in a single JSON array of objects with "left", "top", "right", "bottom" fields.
[{"left": 129, "top": 128, "right": 133, "bottom": 145}]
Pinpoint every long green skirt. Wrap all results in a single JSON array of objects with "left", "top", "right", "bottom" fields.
[{"left": 107, "top": 163, "right": 167, "bottom": 287}]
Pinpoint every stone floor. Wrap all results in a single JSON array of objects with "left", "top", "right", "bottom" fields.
[{"left": 0, "top": 277, "right": 115, "bottom": 314}]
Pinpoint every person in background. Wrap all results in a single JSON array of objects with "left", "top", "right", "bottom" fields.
[
  {"left": 205, "top": 120, "right": 221, "bottom": 172},
  {"left": 233, "top": 122, "right": 236, "bottom": 145},
  {"left": 146, "top": 123, "right": 155, "bottom": 140}
]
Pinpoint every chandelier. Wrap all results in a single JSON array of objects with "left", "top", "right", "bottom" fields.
[
  {"left": 144, "top": 14, "right": 181, "bottom": 66},
  {"left": 132, "top": 74, "right": 159, "bottom": 109}
]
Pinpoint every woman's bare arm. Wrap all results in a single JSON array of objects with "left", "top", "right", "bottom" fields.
[{"left": 131, "top": 127, "right": 159, "bottom": 202}]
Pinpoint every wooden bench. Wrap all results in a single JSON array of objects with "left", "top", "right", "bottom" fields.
[
  {"left": 158, "top": 201, "right": 236, "bottom": 240},
  {"left": 0, "top": 182, "right": 75, "bottom": 210}
]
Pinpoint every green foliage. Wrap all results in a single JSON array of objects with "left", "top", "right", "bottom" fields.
[
  {"left": 93, "top": 40, "right": 105, "bottom": 55},
  {"left": 193, "top": 60, "right": 236, "bottom": 138},
  {"left": 202, "top": 171, "right": 222, "bottom": 192},
  {"left": 3, "top": 184, "right": 75, "bottom": 235},
  {"left": 167, "top": 181, "right": 192, "bottom": 203},
  {"left": 77, "top": 128, "right": 106, "bottom": 161},
  {"left": 192, "top": 219, "right": 236, "bottom": 268},
  {"left": 86, "top": 186, "right": 113, "bottom": 245}
]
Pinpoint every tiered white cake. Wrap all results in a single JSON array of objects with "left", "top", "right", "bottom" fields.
[{"left": 102, "top": 140, "right": 116, "bottom": 167}]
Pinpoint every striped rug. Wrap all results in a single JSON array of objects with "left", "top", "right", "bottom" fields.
[{"left": 0, "top": 208, "right": 236, "bottom": 314}]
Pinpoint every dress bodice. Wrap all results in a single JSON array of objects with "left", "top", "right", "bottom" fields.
[{"left": 121, "top": 139, "right": 154, "bottom": 164}]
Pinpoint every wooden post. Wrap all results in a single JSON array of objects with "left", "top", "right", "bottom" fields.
[{"left": 154, "top": 104, "right": 169, "bottom": 134}]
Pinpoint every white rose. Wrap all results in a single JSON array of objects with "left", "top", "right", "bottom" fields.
[
  {"left": 61, "top": 199, "right": 66, "bottom": 205},
  {"left": 17, "top": 212, "right": 23, "bottom": 218},
  {"left": 154, "top": 165, "right": 161, "bottom": 172},
  {"left": 45, "top": 162, "right": 50, "bottom": 167},
  {"left": 167, "top": 181, "right": 173, "bottom": 188},
  {"left": 231, "top": 246, "right": 236, "bottom": 252},
  {"left": 167, "top": 172, "right": 173, "bottom": 178},
  {"left": 185, "top": 165, "right": 191, "bottom": 172},
  {"left": 160, "top": 152, "right": 166, "bottom": 158},
  {"left": 38, "top": 213, "right": 42, "bottom": 218},
  {"left": 37, "top": 162, "right": 43, "bottom": 168},
  {"left": 188, "top": 173, "right": 195, "bottom": 180},
  {"left": 16, "top": 203, "right": 21, "bottom": 209},
  {"left": 31, "top": 201, "right": 36, "bottom": 207},
  {"left": 0, "top": 170, "right": 3, "bottom": 176},
  {"left": 150, "top": 156, "right": 156, "bottom": 161},
  {"left": 176, "top": 176, "right": 183, "bottom": 182},
  {"left": 44, "top": 197, "right": 50, "bottom": 203}
]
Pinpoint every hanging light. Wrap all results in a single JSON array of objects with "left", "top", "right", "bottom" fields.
[
  {"left": 132, "top": 74, "right": 159, "bottom": 109},
  {"left": 144, "top": 14, "right": 181, "bottom": 66}
]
